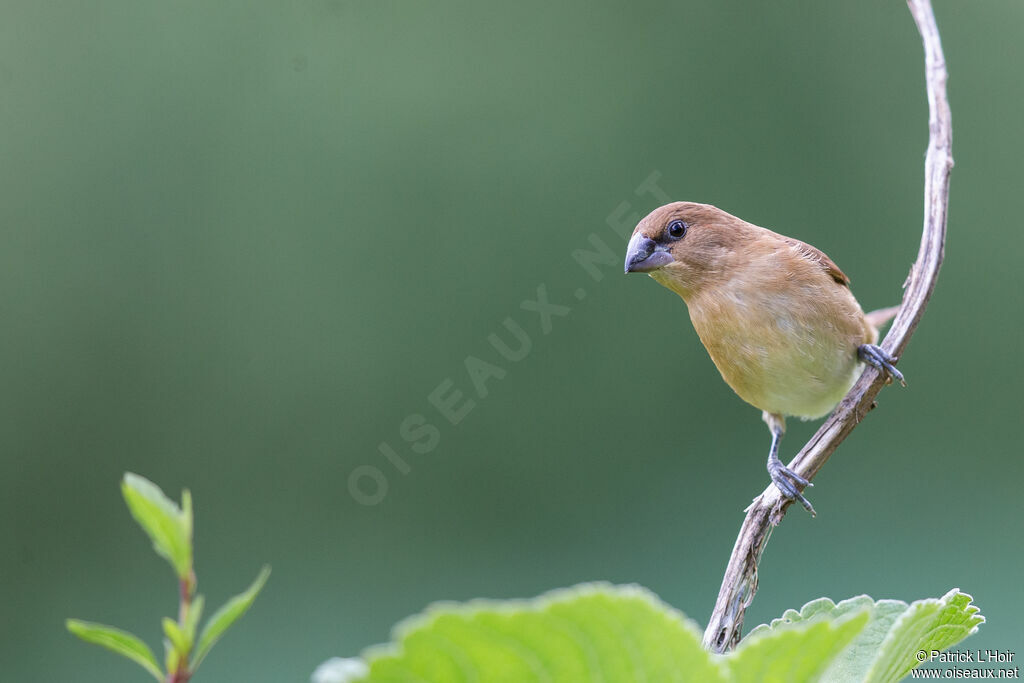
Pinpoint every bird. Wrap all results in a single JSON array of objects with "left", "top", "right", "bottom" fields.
[{"left": 624, "top": 201, "right": 903, "bottom": 514}]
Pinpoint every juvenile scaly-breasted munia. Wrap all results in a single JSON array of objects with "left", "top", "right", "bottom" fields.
[{"left": 624, "top": 202, "right": 902, "bottom": 513}]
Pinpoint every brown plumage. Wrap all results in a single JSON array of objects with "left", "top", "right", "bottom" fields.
[{"left": 624, "top": 202, "right": 902, "bottom": 513}]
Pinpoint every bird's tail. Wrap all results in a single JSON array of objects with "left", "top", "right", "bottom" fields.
[{"left": 865, "top": 305, "right": 900, "bottom": 330}]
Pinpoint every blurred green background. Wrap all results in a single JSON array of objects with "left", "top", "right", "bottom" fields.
[{"left": 2, "top": 1, "right": 1021, "bottom": 680}]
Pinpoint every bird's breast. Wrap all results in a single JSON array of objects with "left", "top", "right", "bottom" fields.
[{"left": 685, "top": 277, "right": 871, "bottom": 419}]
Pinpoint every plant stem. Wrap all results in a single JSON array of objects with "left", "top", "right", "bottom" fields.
[
  {"left": 167, "top": 571, "right": 197, "bottom": 682},
  {"left": 702, "top": 0, "right": 952, "bottom": 653}
]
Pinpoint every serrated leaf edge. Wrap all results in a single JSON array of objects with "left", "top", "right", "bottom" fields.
[
  {"left": 865, "top": 588, "right": 985, "bottom": 683},
  {"left": 362, "top": 582, "right": 715, "bottom": 674}
]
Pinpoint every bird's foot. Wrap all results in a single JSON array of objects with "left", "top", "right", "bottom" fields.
[
  {"left": 768, "top": 456, "right": 816, "bottom": 516},
  {"left": 858, "top": 344, "right": 906, "bottom": 386}
]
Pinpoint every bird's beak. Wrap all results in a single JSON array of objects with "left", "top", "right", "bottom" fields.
[{"left": 624, "top": 233, "right": 674, "bottom": 273}]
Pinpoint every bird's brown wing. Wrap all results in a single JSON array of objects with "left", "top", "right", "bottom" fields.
[{"left": 776, "top": 234, "right": 850, "bottom": 286}]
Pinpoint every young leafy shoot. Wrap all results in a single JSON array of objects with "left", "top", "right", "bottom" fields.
[{"left": 67, "top": 473, "right": 269, "bottom": 682}]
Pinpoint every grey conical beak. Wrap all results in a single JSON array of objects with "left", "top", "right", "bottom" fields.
[{"left": 624, "top": 232, "right": 674, "bottom": 273}]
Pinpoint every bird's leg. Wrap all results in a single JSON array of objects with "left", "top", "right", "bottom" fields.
[
  {"left": 762, "top": 412, "right": 815, "bottom": 516},
  {"left": 858, "top": 344, "right": 906, "bottom": 386}
]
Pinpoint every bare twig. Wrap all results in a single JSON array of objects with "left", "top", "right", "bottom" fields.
[{"left": 702, "top": 0, "right": 952, "bottom": 653}]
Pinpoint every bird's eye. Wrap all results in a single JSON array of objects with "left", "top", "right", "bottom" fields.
[{"left": 668, "top": 220, "right": 687, "bottom": 239}]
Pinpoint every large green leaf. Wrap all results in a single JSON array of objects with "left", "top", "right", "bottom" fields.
[
  {"left": 726, "top": 608, "right": 868, "bottom": 682},
  {"left": 360, "top": 583, "right": 726, "bottom": 682},
  {"left": 192, "top": 565, "right": 271, "bottom": 671},
  {"left": 866, "top": 589, "right": 984, "bottom": 682},
  {"left": 120, "top": 472, "right": 193, "bottom": 579},
  {"left": 747, "top": 589, "right": 984, "bottom": 683},
  {"left": 317, "top": 585, "right": 983, "bottom": 683},
  {"left": 66, "top": 619, "right": 163, "bottom": 681}
]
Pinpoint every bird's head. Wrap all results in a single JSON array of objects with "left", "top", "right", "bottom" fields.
[{"left": 624, "top": 201, "right": 752, "bottom": 299}]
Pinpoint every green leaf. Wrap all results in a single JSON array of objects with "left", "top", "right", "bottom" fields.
[
  {"left": 747, "top": 589, "right": 984, "bottom": 683},
  {"left": 66, "top": 619, "right": 163, "bottom": 681},
  {"left": 164, "top": 637, "right": 180, "bottom": 677},
  {"left": 163, "top": 617, "right": 191, "bottom": 655},
  {"left": 359, "top": 583, "right": 726, "bottom": 682},
  {"left": 185, "top": 594, "right": 205, "bottom": 643},
  {"left": 866, "top": 589, "right": 984, "bottom": 683},
  {"left": 121, "top": 472, "right": 193, "bottom": 579},
  {"left": 325, "top": 585, "right": 984, "bottom": 683},
  {"left": 726, "top": 608, "right": 869, "bottom": 682},
  {"left": 192, "top": 565, "right": 271, "bottom": 671}
]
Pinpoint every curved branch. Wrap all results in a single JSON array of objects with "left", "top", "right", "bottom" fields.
[{"left": 702, "top": 0, "right": 952, "bottom": 653}]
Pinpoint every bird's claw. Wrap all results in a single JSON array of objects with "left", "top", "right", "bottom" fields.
[
  {"left": 768, "top": 459, "right": 816, "bottom": 516},
  {"left": 859, "top": 344, "right": 906, "bottom": 386}
]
